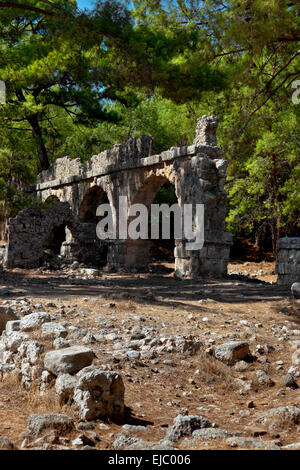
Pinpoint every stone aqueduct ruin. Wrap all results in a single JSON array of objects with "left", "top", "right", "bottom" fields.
[{"left": 5, "top": 115, "right": 233, "bottom": 277}]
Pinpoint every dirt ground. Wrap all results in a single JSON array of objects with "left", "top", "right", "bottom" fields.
[{"left": 0, "top": 261, "right": 299, "bottom": 450}]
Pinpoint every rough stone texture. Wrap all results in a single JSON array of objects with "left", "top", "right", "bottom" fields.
[
  {"left": 5, "top": 116, "right": 232, "bottom": 278},
  {"left": 24, "top": 340, "right": 45, "bottom": 365},
  {"left": 255, "top": 370, "right": 275, "bottom": 387},
  {"left": 112, "top": 435, "right": 176, "bottom": 450},
  {"left": 5, "top": 320, "right": 20, "bottom": 332},
  {"left": 73, "top": 368, "right": 125, "bottom": 421},
  {"left": 41, "top": 322, "right": 68, "bottom": 340},
  {"left": 193, "top": 115, "right": 219, "bottom": 146},
  {"left": 214, "top": 341, "right": 250, "bottom": 365},
  {"left": 44, "top": 346, "right": 94, "bottom": 376},
  {"left": 226, "top": 436, "right": 281, "bottom": 450},
  {"left": 192, "top": 428, "right": 232, "bottom": 440},
  {"left": 254, "top": 405, "right": 300, "bottom": 431},
  {"left": 165, "top": 414, "right": 211, "bottom": 442},
  {"left": 0, "top": 306, "right": 19, "bottom": 334},
  {"left": 291, "top": 282, "right": 300, "bottom": 298},
  {"left": 0, "top": 435, "right": 15, "bottom": 450},
  {"left": 282, "top": 373, "right": 298, "bottom": 389},
  {"left": 55, "top": 374, "right": 78, "bottom": 403},
  {"left": 276, "top": 237, "right": 300, "bottom": 285},
  {"left": 19, "top": 312, "right": 51, "bottom": 332},
  {"left": 26, "top": 414, "right": 75, "bottom": 437},
  {"left": 2, "top": 331, "right": 29, "bottom": 352}
]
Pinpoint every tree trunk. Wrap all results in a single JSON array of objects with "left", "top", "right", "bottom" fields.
[{"left": 27, "top": 115, "right": 50, "bottom": 170}]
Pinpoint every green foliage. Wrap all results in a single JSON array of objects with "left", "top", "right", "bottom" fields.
[{"left": 0, "top": 0, "right": 299, "bottom": 256}]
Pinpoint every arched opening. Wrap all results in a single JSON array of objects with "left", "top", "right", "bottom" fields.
[
  {"left": 45, "top": 223, "right": 67, "bottom": 255},
  {"left": 128, "top": 176, "right": 179, "bottom": 273},
  {"left": 150, "top": 181, "right": 178, "bottom": 269},
  {"left": 45, "top": 195, "right": 60, "bottom": 204},
  {"left": 78, "top": 186, "right": 110, "bottom": 268},
  {"left": 79, "top": 186, "right": 109, "bottom": 223}
]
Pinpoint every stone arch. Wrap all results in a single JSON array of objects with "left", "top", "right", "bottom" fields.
[
  {"left": 45, "top": 195, "right": 60, "bottom": 204},
  {"left": 131, "top": 174, "right": 170, "bottom": 208},
  {"left": 76, "top": 185, "right": 112, "bottom": 267},
  {"left": 79, "top": 185, "right": 109, "bottom": 223},
  {"left": 107, "top": 172, "right": 181, "bottom": 273}
]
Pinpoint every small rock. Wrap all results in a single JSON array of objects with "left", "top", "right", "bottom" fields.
[
  {"left": 214, "top": 341, "right": 250, "bottom": 365},
  {"left": 256, "top": 370, "right": 275, "bottom": 387},
  {"left": 165, "top": 415, "right": 211, "bottom": 442},
  {"left": 0, "top": 306, "right": 19, "bottom": 334},
  {"left": 282, "top": 373, "right": 298, "bottom": 389},
  {"left": 0, "top": 435, "right": 15, "bottom": 450},
  {"left": 26, "top": 414, "right": 74, "bottom": 437},
  {"left": 291, "top": 282, "right": 300, "bottom": 299}
]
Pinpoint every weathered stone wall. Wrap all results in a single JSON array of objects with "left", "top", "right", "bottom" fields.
[
  {"left": 276, "top": 237, "right": 300, "bottom": 285},
  {"left": 4, "top": 202, "right": 78, "bottom": 268},
  {"left": 5, "top": 116, "right": 232, "bottom": 277}
]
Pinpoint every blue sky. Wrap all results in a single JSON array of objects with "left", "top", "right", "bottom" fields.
[{"left": 77, "top": 0, "right": 94, "bottom": 10}]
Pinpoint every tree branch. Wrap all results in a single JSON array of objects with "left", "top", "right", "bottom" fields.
[{"left": 0, "top": 1, "right": 58, "bottom": 16}]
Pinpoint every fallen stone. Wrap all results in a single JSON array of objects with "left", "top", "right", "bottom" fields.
[
  {"left": 192, "top": 428, "right": 233, "bottom": 440},
  {"left": 73, "top": 368, "right": 125, "bottom": 421},
  {"left": 5, "top": 320, "right": 20, "bottom": 332},
  {"left": 2, "top": 331, "right": 29, "bottom": 352},
  {"left": 55, "top": 374, "right": 78, "bottom": 403},
  {"left": 0, "top": 306, "right": 19, "bottom": 333},
  {"left": 256, "top": 369, "right": 275, "bottom": 387},
  {"left": 292, "top": 350, "right": 300, "bottom": 366},
  {"left": 112, "top": 435, "right": 176, "bottom": 450},
  {"left": 127, "top": 439, "right": 176, "bottom": 450},
  {"left": 19, "top": 312, "right": 51, "bottom": 332},
  {"left": 0, "top": 435, "right": 15, "bottom": 450},
  {"left": 44, "top": 346, "right": 94, "bottom": 376},
  {"left": 25, "top": 340, "right": 45, "bottom": 365},
  {"left": 122, "top": 425, "right": 149, "bottom": 435},
  {"left": 214, "top": 341, "right": 250, "bottom": 365},
  {"left": 72, "top": 434, "right": 95, "bottom": 447},
  {"left": 53, "top": 338, "right": 70, "bottom": 349},
  {"left": 282, "top": 373, "right": 298, "bottom": 389},
  {"left": 255, "top": 405, "right": 300, "bottom": 431},
  {"left": 42, "top": 322, "right": 68, "bottom": 340},
  {"left": 165, "top": 415, "right": 211, "bottom": 442},
  {"left": 26, "top": 414, "right": 75, "bottom": 437},
  {"left": 282, "top": 442, "right": 300, "bottom": 450},
  {"left": 291, "top": 282, "right": 300, "bottom": 299},
  {"left": 226, "top": 436, "right": 280, "bottom": 450}
]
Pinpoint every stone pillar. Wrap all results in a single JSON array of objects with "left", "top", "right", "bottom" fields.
[
  {"left": 276, "top": 237, "right": 300, "bottom": 285},
  {"left": 174, "top": 115, "right": 232, "bottom": 277}
]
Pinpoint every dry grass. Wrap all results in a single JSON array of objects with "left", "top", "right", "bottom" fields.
[
  {"left": 192, "top": 351, "right": 237, "bottom": 390},
  {"left": 1, "top": 261, "right": 300, "bottom": 449},
  {"left": 26, "top": 384, "right": 63, "bottom": 415}
]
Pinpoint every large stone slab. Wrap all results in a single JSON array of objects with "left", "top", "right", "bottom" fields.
[
  {"left": 73, "top": 367, "right": 125, "bottom": 421},
  {"left": 44, "top": 346, "right": 94, "bottom": 376},
  {"left": 19, "top": 312, "right": 51, "bottom": 332},
  {"left": 26, "top": 414, "right": 74, "bottom": 437},
  {"left": 214, "top": 341, "right": 250, "bottom": 365}
]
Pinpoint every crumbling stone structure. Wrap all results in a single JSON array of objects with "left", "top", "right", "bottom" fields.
[
  {"left": 4, "top": 116, "right": 232, "bottom": 277},
  {"left": 276, "top": 237, "right": 300, "bottom": 285}
]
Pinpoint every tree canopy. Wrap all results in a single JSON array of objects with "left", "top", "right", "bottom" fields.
[{"left": 0, "top": 0, "right": 299, "bottom": 256}]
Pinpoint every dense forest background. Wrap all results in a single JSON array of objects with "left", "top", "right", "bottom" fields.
[{"left": 0, "top": 0, "right": 299, "bottom": 258}]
